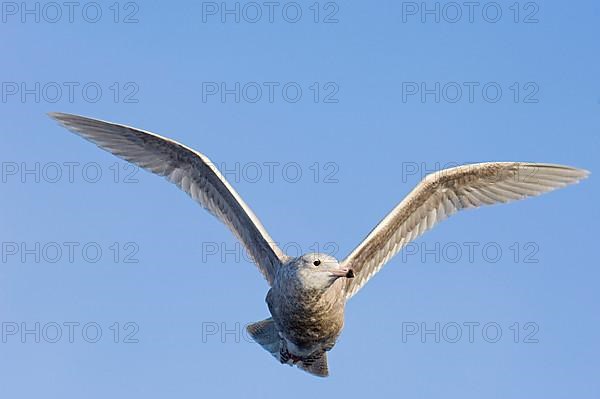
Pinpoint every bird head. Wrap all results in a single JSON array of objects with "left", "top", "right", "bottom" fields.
[{"left": 294, "top": 253, "right": 354, "bottom": 290}]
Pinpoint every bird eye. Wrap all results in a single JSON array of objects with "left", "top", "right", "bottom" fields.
[{"left": 313, "top": 260, "right": 321, "bottom": 266}]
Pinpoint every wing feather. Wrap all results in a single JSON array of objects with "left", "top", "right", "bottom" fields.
[
  {"left": 342, "top": 162, "right": 589, "bottom": 299},
  {"left": 49, "top": 112, "right": 288, "bottom": 284}
]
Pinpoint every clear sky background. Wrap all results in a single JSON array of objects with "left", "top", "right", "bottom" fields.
[{"left": 1, "top": 1, "right": 599, "bottom": 398}]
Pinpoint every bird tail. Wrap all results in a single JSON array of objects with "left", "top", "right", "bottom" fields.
[
  {"left": 246, "top": 318, "right": 281, "bottom": 360},
  {"left": 246, "top": 318, "right": 330, "bottom": 377},
  {"left": 296, "top": 352, "right": 329, "bottom": 377}
]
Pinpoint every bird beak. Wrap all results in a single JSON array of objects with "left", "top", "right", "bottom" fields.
[{"left": 330, "top": 268, "right": 355, "bottom": 279}]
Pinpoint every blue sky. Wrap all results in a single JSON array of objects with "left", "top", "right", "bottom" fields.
[{"left": 1, "top": 1, "right": 599, "bottom": 397}]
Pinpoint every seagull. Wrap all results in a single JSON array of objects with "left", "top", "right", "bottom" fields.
[{"left": 49, "top": 112, "right": 589, "bottom": 377}]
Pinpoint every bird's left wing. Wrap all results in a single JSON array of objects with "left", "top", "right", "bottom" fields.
[
  {"left": 342, "top": 162, "right": 589, "bottom": 299},
  {"left": 49, "top": 113, "right": 289, "bottom": 284}
]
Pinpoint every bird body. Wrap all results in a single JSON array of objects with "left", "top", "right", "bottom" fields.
[
  {"left": 49, "top": 112, "right": 589, "bottom": 377},
  {"left": 261, "top": 254, "right": 348, "bottom": 375},
  {"left": 270, "top": 270, "right": 345, "bottom": 351}
]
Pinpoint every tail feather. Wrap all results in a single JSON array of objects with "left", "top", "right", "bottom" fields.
[
  {"left": 246, "top": 318, "right": 281, "bottom": 360},
  {"left": 297, "top": 352, "right": 329, "bottom": 377},
  {"left": 246, "top": 318, "right": 330, "bottom": 377}
]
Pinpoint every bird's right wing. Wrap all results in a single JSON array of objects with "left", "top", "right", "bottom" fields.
[
  {"left": 49, "top": 113, "right": 289, "bottom": 285},
  {"left": 342, "top": 162, "right": 589, "bottom": 299}
]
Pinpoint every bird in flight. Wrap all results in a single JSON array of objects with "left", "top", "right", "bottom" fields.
[{"left": 50, "top": 113, "right": 589, "bottom": 377}]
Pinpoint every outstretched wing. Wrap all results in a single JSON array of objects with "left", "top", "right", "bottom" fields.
[
  {"left": 49, "top": 112, "right": 289, "bottom": 284},
  {"left": 342, "top": 162, "right": 589, "bottom": 299}
]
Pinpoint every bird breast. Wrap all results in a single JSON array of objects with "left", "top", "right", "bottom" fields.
[{"left": 268, "top": 280, "right": 346, "bottom": 348}]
